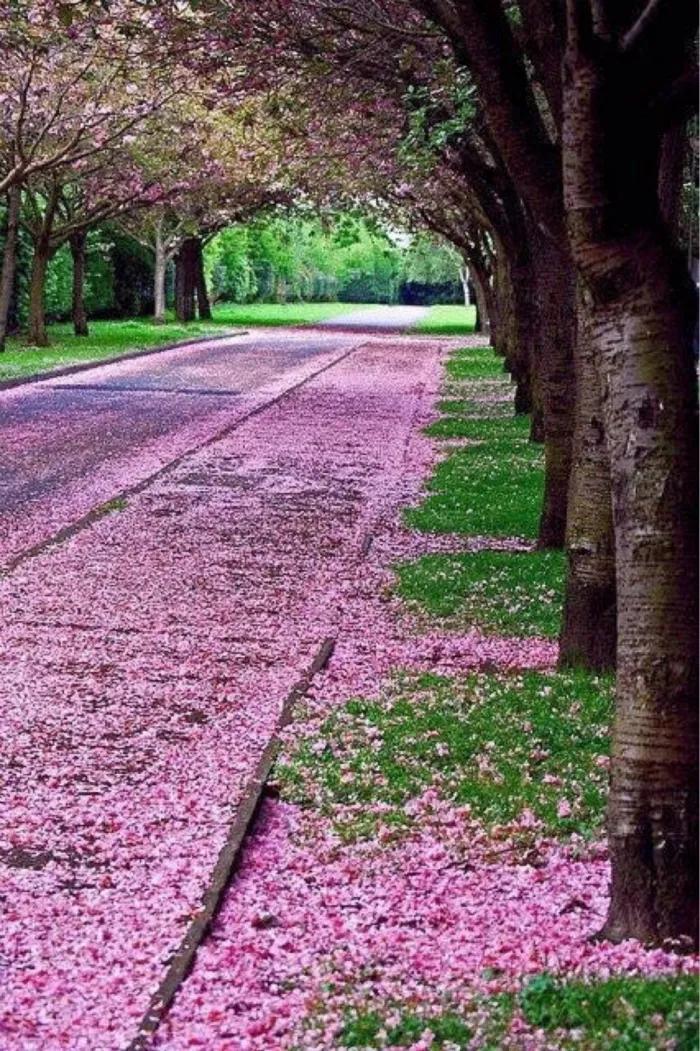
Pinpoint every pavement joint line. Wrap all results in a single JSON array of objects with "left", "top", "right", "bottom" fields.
[
  {"left": 125, "top": 635, "right": 337, "bottom": 1051},
  {"left": 1, "top": 339, "right": 369, "bottom": 578},
  {"left": 0, "top": 330, "right": 249, "bottom": 393}
]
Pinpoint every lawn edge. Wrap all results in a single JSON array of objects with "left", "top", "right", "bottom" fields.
[{"left": 0, "top": 328, "right": 248, "bottom": 391}]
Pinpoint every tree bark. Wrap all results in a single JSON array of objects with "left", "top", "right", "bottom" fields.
[
  {"left": 26, "top": 237, "right": 52, "bottom": 347},
  {"left": 529, "top": 225, "right": 576, "bottom": 548},
  {"left": 194, "top": 238, "right": 212, "bottom": 320},
  {"left": 459, "top": 263, "right": 471, "bottom": 305},
  {"left": 559, "top": 286, "right": 616, "bottom": 670},
  {"left": 469, "top": 261, "right": 489, "bottom": 336},
  {"left": 175, "top": 238, "right": 197, "bottom": 323},
  {"left": 154, "top": 222, "right": 168, "bottom": 325},
  {"left": 70, "top": 230, "right": 89, "bottom": 337},
  {"left": 563, "top": 0, "right": 698, "bottom": 947},
  {"left": 0, "top": 184, "right": 21, "bottom": 353}
]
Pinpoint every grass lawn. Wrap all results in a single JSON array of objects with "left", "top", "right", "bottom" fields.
[
  {"left": 414, "top": 304, "right": 478, "bottom": 335},
  {"left": 212, "top": 301, "right": 371, "bottom": 326},
  {"left": 395, "top": 548, "right": 565, "bottom": 638},
  {"left": 340, "top": 974, "right": 699, "bottom": 1049},
  {"left": 279, "top": 668, "right": 613, "bottom": 843},
  {"left": 0, "top": 302, "right": 374, "bottom": 382}
]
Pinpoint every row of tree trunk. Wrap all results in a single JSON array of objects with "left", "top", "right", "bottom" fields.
[
  {"left": 412, "top": 0, "right": 697, "bottom": 948},
  {"left": 0, "top": 213, "right": 214, "bottom": 348}
]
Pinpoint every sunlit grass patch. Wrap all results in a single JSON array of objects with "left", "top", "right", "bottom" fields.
[
  {"left": 424, "top": 414, "right": 529, "bottom": 442},
  {"left": 405, "top": 439, "right": 544, "bottom": 539},
  {"left": 395, "top": 549, "right": 565, "bottom": 638},
  {"left": 413, "top": 304, "right": 477, "bottom": 335},
  {"left": 445, "top": 346, "right": 503, "bottom": 380},
  {"left": 278, "top": 669, "right": 612, "bottom": 843}
]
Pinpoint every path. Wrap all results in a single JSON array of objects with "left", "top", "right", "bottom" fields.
[
  {"left": 0, "top": 329, "right": 373, "bottom": 570},
  {"left": 317, "top": 305, "right": 428, "bottom": 330},
  {"left": 0, "top": 332, "right": 445, "bottom": 1049}
]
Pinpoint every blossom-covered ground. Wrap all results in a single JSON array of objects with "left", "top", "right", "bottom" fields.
[
  {"left": 0, "top": 335, "right": 456, "bottom": 1049},
  {"left": 0, "top": 328, "right": 361, "bottom": 570},
  {"left": 151, "top": 347, "right": 697, "bottom": 1049},
  {"left": 3, "top": 335, "right": 695, "bottom": 1050}
]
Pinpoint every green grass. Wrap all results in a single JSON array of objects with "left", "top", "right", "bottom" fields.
[
  {"left": 405, "top": 348, "right": 543, "bottom": 539},
  {"left": 405, "top": 434, "right": 544, "bottom": 539},
  {"left": 279, "top": 669, "right": 613, "bottom": 843},
  {"left": 0, "top": 301, "right": 373, "bottom": 381},
  {"left": 517, "top": 973, "right": 700, "bottom": 1050},
  {"left": 414, "top": 304, "right": 478, "bottom": 335},
  {"left": 340, "top": 1008, "right": 475, "bottom": 1048},
  {"left": 211, "top": 301, "right": 372, "bottom": 327},
  {"left": 444, "top": 345, "right": 503, "bottom": 378},
  {"left": 395, "top": 549, "right": 565, "bottom": 638},
  {"left": 333, "top": 976, "right": 699, "bottom": 1050},
  {"left": 0, "top": 317, "right": 227, "bottom": 381}
]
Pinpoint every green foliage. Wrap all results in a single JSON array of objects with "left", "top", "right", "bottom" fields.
[
  {"left": 395, "top": 549, "right": 565, "bottom": 638},
  {"left": 278, "top": 669, "right": 613, "bottom": 842},
  {"left": 517, "top": 974, "right": 699, "bottom": 1050},
  {"left": 205, "top": 212, "right": 404, "bottom": 305}
]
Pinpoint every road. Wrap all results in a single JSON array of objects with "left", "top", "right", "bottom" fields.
[
  {"left": 0, "top": 320, "right": 445, "bottom": 1048},
  {"left": 0, "top": 327, "right": 369, "bottom": 570},
  {"left": 318, "top": 305, "right": 428, "bottom": 329}
]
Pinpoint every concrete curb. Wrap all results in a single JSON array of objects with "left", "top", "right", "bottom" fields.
[
  {"left": 125, "top": 637, "right": 336, "bottom": 1051},
  {"left": 0, "top": 329, "right": 249, "bottom": 393}
]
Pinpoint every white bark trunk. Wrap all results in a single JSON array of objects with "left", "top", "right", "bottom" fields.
[
  {"left": 459, "top": 264, "right": 471, "bottom": 306},
  {"left": 154, "top": 222, "right": 167, "bottom": 324}
]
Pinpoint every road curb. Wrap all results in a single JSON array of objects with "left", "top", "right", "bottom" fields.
[
  {"left": 0, "top": 330, "right": 249, "bottom": 392},
  {"left": 126, "top": 637, "right": 336, "bottom": 1051}
]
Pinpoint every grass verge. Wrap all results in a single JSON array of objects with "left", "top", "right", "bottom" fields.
[
  {"left": 279, "top": 668, "right": 613, "bottom": 843},
  {"left": 0, "top": 301, "right": 373, "bottom": 381},
  {"left": 395, "top": 549, "right": 565, "bottom": 638},
  {"left": 337, "top": 974, "right": 699, "bottom": 1049}
]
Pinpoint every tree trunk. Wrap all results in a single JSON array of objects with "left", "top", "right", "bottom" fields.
[
  {"left": 175, "top": 238, "right": 197, "bottom": 323},
  {"left": 459, "top": 263, "right": 471, "bottom": 305},
  {"left": 194, "top": 238, "right": 212, "bottom": 320},
  {"left": 0, "top": 184, "right": 21, "bottom": 352},
  {"left": 26, "top": 238, "right": 52, "bottom": 347},
  {"left": 658, "top": 123, "right": 687, "bottom": 239},
  {"left": 559, "top": 286, "right": 616, "bottom": 671},
  {"left": 563, "top": 2, "right": 698, "bottom": 947},
  {"left": 529, "top": 225, "right": 576, "bottom": 548},
  {"left": 70, "top": 230, "right": 89, "bottom": 337},
  {"left": 154, "top": 224, "right": 167, "bottom": 325},
  {"left": 470, "top": 265, "right": 489, "bottom": 335}
]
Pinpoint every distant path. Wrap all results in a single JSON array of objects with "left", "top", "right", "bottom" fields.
[{"left": 316, "top": 305, "right": 429, "bottom": 330}]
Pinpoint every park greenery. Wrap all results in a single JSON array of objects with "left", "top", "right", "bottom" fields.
[{"left": 0, "top": 0, "right": 697, "bottom": 1009}]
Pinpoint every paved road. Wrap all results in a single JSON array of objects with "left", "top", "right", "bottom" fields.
[
  {"left": 0, "top": 331, "right": 443, "bottom": 1048},
  {"left": 0, "top": 328, "right": 372, "bottom": 569},
  {"left": 318, "top": 305, "right": 429, "bottom": 330}
]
